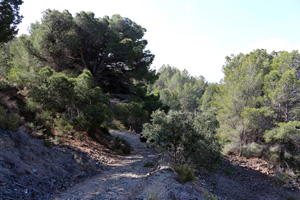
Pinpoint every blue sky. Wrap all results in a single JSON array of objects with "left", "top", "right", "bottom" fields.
[{"left": 18, "top": 0, "right": 300, "bottom": 82}]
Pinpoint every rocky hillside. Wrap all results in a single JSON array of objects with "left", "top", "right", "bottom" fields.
[{"left": 0, "top": 128, "right": 116, "bottom": 199}]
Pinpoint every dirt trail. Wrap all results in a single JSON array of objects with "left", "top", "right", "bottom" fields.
[
  {"left": 54, "top": 130, "right": 159, "bottom": 200},
  {"left": 53, "top": 130, "right": 300, "bottom": 200}
]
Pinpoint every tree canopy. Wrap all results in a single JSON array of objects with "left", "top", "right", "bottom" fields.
[
  {"left": 216, "top": 49, "right": 300, "bottom": 170},
  {"left": 0, "top": 0, "right": 23, "bottom": 43},
  {"left": 23, "top": 10, "right": 156, "bottom": 94},
  {"left": 149, "top": 65, "right": 207, "bottom": 112}
]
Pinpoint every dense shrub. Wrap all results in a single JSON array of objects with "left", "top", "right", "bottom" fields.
[
  {"left": 143, "top": 161, "right": 155, "bottom": 167},
  {"left": 174, "top": 165, "right": 197, "bottom": 183},
  {"left": 8, "top": 66, "right": 111, "bottom": 137},
  {"left": 113, "top": 102, "right": 148, "bottom": 132},
  {"left": 265, "top": 121, "right": 300, "bottom": 170},
  {"left": 241, "top": 142, "right": 264, "bottom": 158},
  {"left": 142, "top": 109, "right": 221, "bottom": 170},
  {"left": 112, "top": 137, "right": 132, "bottom": 155},
  {"left": 0, "top": 105, "right": 19, "bottom": 131},
  {"left": 0, "top": 81, "right": 23, "bottom": 131}
]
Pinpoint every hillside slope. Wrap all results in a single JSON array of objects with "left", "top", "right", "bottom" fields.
[{"left": 0, "top": 128, "right": 115, "bottom": 199}]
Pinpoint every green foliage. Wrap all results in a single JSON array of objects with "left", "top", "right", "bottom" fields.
[
  {"left": 200, "top": 83, "right": 219, "bottom": 111},
  {"left": 141, "top": 93, "right": 169, "bottom": 117},
  {"left": 174, "top": 165, "right": 197, "bottom": 183},
  {"left": 265, "top": 121, "right": 300, "bottom": 143},
  {"left": 34, "top": 110, "right": 53, "bottom": 136},
  {"left": 149, "top": 65, "right": 207, "bottom": 112},
  {"left": 54, "top": 114, "right": 74, "bottom": 135},
  {"left": 241, "top": 106, "right": 275, "bottom": 143},
  {"left": 30, "top": 67, "right": 76, "bottom": 111},
  {"left": 7, "top": 36, "right": 40, "bottom": 86},
  {"left": 23, "top": 10, "right": 156, "bottom": 94},
  {"left": 204, "top": 190, "right": 218, "bottom": 200},
  {"left": 218, "top": 49, "right": 300, "bottom": 172},
  {"left": 0, "top": 0, "right": 23, "bottom": 43},
  {"left": 0, "top": 105, "right": 19, "bottom": 131},
  {"left": 0, "top": 80, "right": 25, "bottom": 131},
  {"left": 112, "top": 137, "right": 132, "bottom": 155},
  {"left": 109, "top": 119, "right": 126, "bottom": 130},
  {"left": 265, "top": 121, "right": 300, "bottom": 169},
  {"left": 143, "top": 110, "right": 189, "bottom": 163},
  {"left": 43, "top": 139, "right": 53, "bottom": 148},
  {"left": 158, "top": 88, "right": 181, "bottom": 110},
  {"left": 217, "top": 49, "right": 272, "bottom": 153},
  {"left": 189, "top": 109, "right": 222, "bottom": 169},
  {"left": 143, "top": 161, "right": 155, "bottom": 168},
  {"left": 0, "top": 43, "right": 12, "bottom": 76},
  {"left": 241, "top": 142, "right": 264, "bottom": 158},
  {"left": 7, "top": 64, "right": 111, "bottom": 137},
  {"left": 113, "top": 102, "right": 148, "bottom": 132},
  {"left": 30, "top": 67, "right": 110, "bottom": 133},
  {"left": 222, "top": 165, "right": 236, "bottom": 176},
  {"left": 264, "top": 68, "right": 300, "bottom": 122},
  {"left": 143, "top": 110, "right": 221, "bottom": 170}
]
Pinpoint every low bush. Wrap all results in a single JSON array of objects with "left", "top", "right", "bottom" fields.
[
  {"left": 222, "top": 165, "right": 236, "bottom": 176},
  {"left": 265, "top": 121, "right": 300, "bottom": 170},
  {"left": 143, "top": 161, "right": 155, "bottom": 168},
  {"left": 204, "top": 190, "right": 218, "bottom": 200},
  {"left": 222, "top": 142, "right": 240, "bottom": 155},
  {"left": 54, "top": 114, "right": 74, "bottom": 136},
  {"left": 113, "top": 102, "right": 148, "bottom": 132},
  {"left": 112, "top": 137, "right": 132, "bottom": 155},
  {"left": 174, "top": 165, "right": 197, "bottom": 183},
  {"left": 43, "top": 139, "right": 53, "bottom": 148},
  {"left": 0, "top": 105, "right": 20, "bottom": 131},
  {"left": 241, "top": 142, "right": 264, "bottom": 158},
  {"left": 109, "top": 119, "right": 127, "bottom": 130}
]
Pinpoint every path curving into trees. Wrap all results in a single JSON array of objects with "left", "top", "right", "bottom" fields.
[{"left": 53, "top": 130, "right": 159, "bottom": 199}]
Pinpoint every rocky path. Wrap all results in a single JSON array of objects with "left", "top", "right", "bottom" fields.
[
  {"left": 53, "top": 130, "right": 300, "bottom": 200},
  {"left": 53, "top": 130, "right": 159, "bottom": 200}
]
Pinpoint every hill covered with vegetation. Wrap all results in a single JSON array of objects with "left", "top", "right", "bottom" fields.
[{"left": 0, "top": 2, "right": 299, "bottom": 199}]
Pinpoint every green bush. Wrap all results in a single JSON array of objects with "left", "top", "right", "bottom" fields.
[
  {"left": 43, "top": 139, "right": 53, "bottom": 148},
  {"left": 222, "top": 165, "right": 236, "bottom": 176},
  {"left": 34, "top": 110, "right": 53, "bottom": 136},
  {"left": 109, "top": 119, "right": 126, "bottom": 130},
  {"left": 174, "top": 165, "right": 197, "bottom": 183},
  {"left": 143, "top": 161, "right": 155, "bottom": 167},
  {"left": 265, "top": 121, "right": 300, "bottom": 170},
  {"left": 14, "top": 67, "right": 111, "bottom": 137},
  {"left": 112, "top": 137, "right": 132, "bottom": 155},
  {"left": 241, "top": 142, "right": 264, "bottom": 158},
  {"left": 0, "top": 105, "right": 19, "bottom": 131},
  {"left": 113, "top": 102, "right": 148, "bottom": 132},
  {"left": 143, "top": 110, "right": 221, "bottom": 170},
  {"left": 54, "top": 114, "right": 74, "bottom": 135}
]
